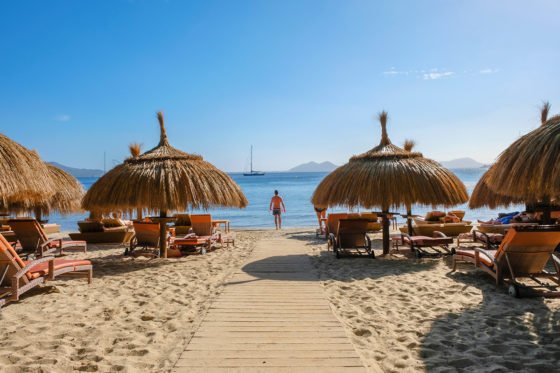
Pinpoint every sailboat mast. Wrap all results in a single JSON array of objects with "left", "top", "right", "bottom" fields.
[{"left": 250, "top": 145, "right": 253, "bottom": 173}]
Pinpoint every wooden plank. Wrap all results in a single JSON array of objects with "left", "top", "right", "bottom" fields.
[
  {"left": 178, "top": 350, "right": 360, "bottom": 359},
  {"left": 174, "top": 357, "right": 364, "bottom": 367},
  {"left": 172, "top": 236, "right": 366, "bottom": 372},
  {"left": 173, "top": 367, "right": 366, "bottom": 373},
  {"left": 185, "top": 343, "right": 356, "bottom": 351},
  {"left": 195, "top": 331, "right": 348, "bottom": 338}
]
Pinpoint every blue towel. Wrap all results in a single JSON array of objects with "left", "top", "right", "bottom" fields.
[{"left": 497, "top": 212, "right": 519, "bottom": 224}]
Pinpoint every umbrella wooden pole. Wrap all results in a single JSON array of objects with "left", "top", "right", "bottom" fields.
[
  {"left": 160, "top": 210, "right": 168, "bottom": 258},
  {"left": 34, "top": 207, "right": 42, "bottom": 223},
  {"left": 406, "top": 206, "right": 413, "bottom": 235},
  {"left": 543, "top": 197, "right": 552, "bottom": 225},
  {"left": 137, "top": 208, "right": 143, "bottom": 221},
  {"left": 382, "top": 209, "right": 390, "bottom": 255}
]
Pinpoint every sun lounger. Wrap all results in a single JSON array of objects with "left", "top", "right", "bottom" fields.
[
  {"left": 190, "top": 214, "right": 220, "bottom": 246},
  {"left": 69, "top": 220, "right": 134, "bottom": 244},
  {"left": 453, "top": 225, "right": 560, "bottom": 297},
  {"left": 9, "top": 218, "right": 87, "bottom": 258},
  {"left": 129, "top": 221, "right": 161, "bottom": 258},
  {"left": 190, "top": 214, "right": 214, "bottom": 236},
  {"left": 0, "top": 234, "right": 92, "bottom": 304},
  {"left": 401, "top": 222, "right": 473, "bottom": 237},
  {"left": 476, "top": 222, "right": 537, "bottom": 235},
  {"left": 325, "top": 213, "right": 348, "bottom": 249},
  {"left": 472, "top": 230, "right": 503, "bottom": 250},
  {"left": 400, "top": 231, "right": 455, "bottom": 258},
  {"left": 330, "top": 219, "right": 374, "bottom": 259},
  {"left": 173, "top": 213, "right": 192, "bottom": 236}
]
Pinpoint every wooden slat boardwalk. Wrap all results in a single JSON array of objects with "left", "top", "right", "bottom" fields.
[{"left": 173, "top": 237, "right": 366, "bottom": 372}]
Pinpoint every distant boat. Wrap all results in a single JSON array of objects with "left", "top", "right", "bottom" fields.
[{"left": 243, "top": 146, "right": 265, "bottom": 176}]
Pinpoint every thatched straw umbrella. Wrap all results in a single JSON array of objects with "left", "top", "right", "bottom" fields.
[
  {"left": 0, "top": 134, "right": 56, "bottom": 211},
  {"left": 469, "top": 166, "right": 524, "bottom": 210},
  {"left": 4, "top": 164, "right": 84, "bottom": 220},
  {"left": 312, "top": 112, "right": 468, "bottom": 254},
  {"left": 83, "top": 112, "right": 248, "bottom": 257},
  {"left": 486, "top": 102, "right": 560, "bottom": 222},
  {"left": 40, "top": 164, "right": 84, "bottom": 218}
]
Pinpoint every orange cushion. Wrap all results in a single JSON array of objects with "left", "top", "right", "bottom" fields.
[
  {"left": 24, "top": 259, "right": 92, "bottom": 277},
  {"left": 455, "top": 249, "right": 496, "bottom": 267},
  {"left": 48, "top": 240, "right": 86, "bottom": 248}
]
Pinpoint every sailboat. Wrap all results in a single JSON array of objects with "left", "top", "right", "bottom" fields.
[{"left": 243, "top": 145, "right": 265, "bottom": 176}]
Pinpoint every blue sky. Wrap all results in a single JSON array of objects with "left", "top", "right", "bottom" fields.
[{"left": 1, "top": 0, "right": 559, "bottom": 171}]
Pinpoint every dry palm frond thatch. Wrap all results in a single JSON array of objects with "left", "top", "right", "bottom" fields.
[
  {"left": 403, "top": 139, "right": 416, "bottom": 152},
  {"left": 486, "top": 102, "right": 560, "bottom": 203},
  {"left": 82, "top": 112, "right": 248, "bottom": 257},
  {"left": 469, "top": 166, "right": 524, "bottom": 209},
  {"left": 3, "top": 164, "right": 84, "bottom": 217},
  {"left": 0, "top": 134, "right": 56, "bottom": 210},
  {"left": 312, "top": 112, "right": 467, "bottom": 254},
  {"left": 83, "top": 112, "right": 248, "bottom": 213}
]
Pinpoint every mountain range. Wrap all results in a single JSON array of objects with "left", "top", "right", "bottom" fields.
[
  {"left": 438, "top": 157, "right": 487, "bottom": 169},
  {"left": 48, "top": 162, "right": 104, "bottom": 178},
  {"left": 289, "top": 161, "right": 338, "bottom": 172}
]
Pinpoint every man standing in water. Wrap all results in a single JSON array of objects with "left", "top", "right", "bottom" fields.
[{"left": 269, "top": 190, "right": 286, "bottom": 230}]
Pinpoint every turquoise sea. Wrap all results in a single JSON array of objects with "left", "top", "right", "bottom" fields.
[{"left": 50, "top": 169, "right": 523, "bottom": 232}]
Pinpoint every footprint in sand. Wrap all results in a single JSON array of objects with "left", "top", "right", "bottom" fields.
[{"left": 353, "top": 328, "right": 372, "bottom": 337}]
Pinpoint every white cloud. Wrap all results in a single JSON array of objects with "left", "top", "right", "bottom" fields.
[
  {"left": 422, "top": 71, "right": 454, "bottom": 80},
  {"left": 479, "top": 68, "right": 499, "bottom": 74},
  {"left": 383, "top": 68, "right": 409, "bottom": 76},
  {"left": 54, "top": 114, "right": 71, "bottom": 122}
]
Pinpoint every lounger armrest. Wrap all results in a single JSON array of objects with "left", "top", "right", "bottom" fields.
[
  {"left": 13, "top": 256, "right": 54, "bottom": 279},
  {"left": 473, "top": 247, "right": 496, "bottom": 265},
  {"left": 472, "top": 230, "right": 493, "bottom": 250},
  {"left": 41, "top": 238, "right": 61, "bottom": 248},
  {"left": 552, "top": 253, "right": 560, "bottom": 266},
  {"left": 432, "top": 231, "right": 448, "bottom": 238}
]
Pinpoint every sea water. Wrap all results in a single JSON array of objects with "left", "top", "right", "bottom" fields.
[{"left": 49, "top": 169, "right": 523, "bottom": 232}]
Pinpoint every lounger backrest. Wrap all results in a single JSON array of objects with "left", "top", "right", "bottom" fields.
[
  {"left": 8, "top": 218, "right": 47, "bottom": 252},
  {"left": 174, "top": 213, "right": 192, "bottom": 226},
  {"left": 133, "top": 222, "right": 160, "bottom": 248},
  {"left": 78, "top": 221, "right": 105, "bottom": 233},
  {"left": 190, "top": 214, "right": 213, "bottom": 236},
  {"left": 496, "top": 227, "right": 560, "bottom": 274},
  {"left": 337, "top": 219, "right": 368, "bottom": 247},
  {"left": 101, "top": 218, "right": 126, "bottom": 228},
  {"left": 0, "top": 234, "right": 31, "bottom": 284},
  {"left": 360, "top": 213, "right": 378, "bottom": 222},
  {"left": 326, "top": 213, "right": 348, "bottom": 236}
]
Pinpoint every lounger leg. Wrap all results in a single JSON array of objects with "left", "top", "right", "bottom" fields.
[
  {"left": 88, "top": 269, "right": 93, "bottom": 284},
  {"left": 49, "top": 260, "right": 55, "bottom": 281}
]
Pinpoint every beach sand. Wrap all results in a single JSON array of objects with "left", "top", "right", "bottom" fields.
[
  {"left": 297, "top": 230, "right": 560, "bottom": 372},
  {"left": 1, "top": 229, "right": 559, "bottom": 372},
  {"left": 0, "top": 230, "right": 266, "bottom": 372}
]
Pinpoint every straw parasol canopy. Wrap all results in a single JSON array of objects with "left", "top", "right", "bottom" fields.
[
  {"left": 312, "top": 111, "right": 468, "bottom": 254},
  {"left": 4, "top": 164, "right": 84, "bottom": 219},
  {"left": 0, "top": 134, "right": 56, "bottom": 211},
  {"left": 42, "top": 164, "right": 84, "bottom": 216},
  {"left": 486, "top": 102, "right": 560, "bottom": 206},
  {"left": 469, "top": 165, "right": 524, "bottom": 209},
  {"left": 83, "top": 112, "right": 248, "bottom": 257}
]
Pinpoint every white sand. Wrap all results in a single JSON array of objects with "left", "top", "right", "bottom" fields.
[
  {"left": 298, "top": 230, "right": 560, "bottom": 372},
  {"left": 0, "top": 231, "right": 266, "bottom": 372},
  {"left": 2, "top": 229, "right": 559, "bottom": 372}
]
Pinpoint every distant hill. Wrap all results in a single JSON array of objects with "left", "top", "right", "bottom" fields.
[
  {"left": 439, "top": 157, "right": 485, "bottom": 169},
  {"left": 289, "top": 161, "right": 338, "bottom": 172},
  {"left": 48, "top": 162, "right": 104, "bottom": 178}
]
